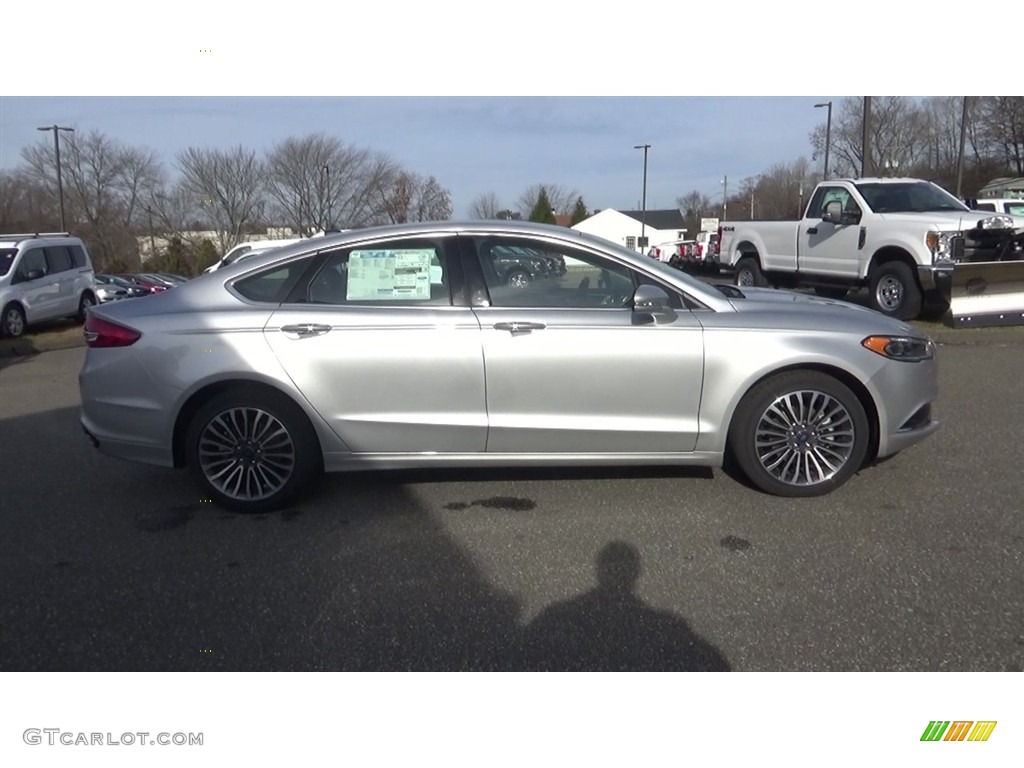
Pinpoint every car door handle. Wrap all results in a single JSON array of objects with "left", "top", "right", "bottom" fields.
[
  {"left": 806, "top": 227, "right": 818, "bottom": 235},
  {"left": 493, "top": 321, "right": 546, "bottom": 334},
  {"left": 280, "top": 323, "right": 332, "bottom": 338}
]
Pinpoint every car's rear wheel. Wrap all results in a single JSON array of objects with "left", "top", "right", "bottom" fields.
[
  {"left": 77, "top": 292, "right": 96, "bottom": 322},
  {"left": 186, "top": 388, "right": 321, "bottom": 513},
  {"left": 1, "top": 303, "right": 26, "bottom": 338},
  {"left": 734, "top": 256, "right": 767, "bottom": 288},
  {"left": 729, "top": 371, "right": 869, "bottom": 497}
]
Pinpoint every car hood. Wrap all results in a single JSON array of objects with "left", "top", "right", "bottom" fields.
[
  {"left": 724, "top": 286, "right": 919, "bottom": 335},
  {"left": 876, "top": 210, "right": 1024, "bottom": 230}
]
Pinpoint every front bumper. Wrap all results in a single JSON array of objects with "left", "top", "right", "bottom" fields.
[{"left": 917, "top": 264, "right": 954, "bottom": 295}]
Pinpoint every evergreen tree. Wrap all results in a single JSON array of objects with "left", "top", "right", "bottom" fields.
[
  {"left": 570, "top": 196, "right": 589, "bottom": 225},
  {"left": 529, "top": 187, "right": 557, "bottom": 224}
]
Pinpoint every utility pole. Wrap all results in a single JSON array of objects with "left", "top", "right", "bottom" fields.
[
  {"left": 814, "top": 101, "right": 833, "bottom": 180},
  {"left": 722, "top": 175, "right": 728, "bottom": 220},
  {"left": 37, "top": 124, "right": 75, "bottom": 230},
  {"left": 956, "top": 97, "right": 970, "bottom": 198},
  {"left": 750, "top": 190, "right": 754, "bottom": 219},
  {"left": 634, "top": 144, "right": 651, "bottom": 250},
  {"left": 861, "top": 97, "right": 872, "bottom": 177}
]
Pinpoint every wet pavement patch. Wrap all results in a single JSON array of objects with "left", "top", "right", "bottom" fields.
[
  {"left": 445, "top": 497, "right": 536, "bottom": 512},
  {"left": 720, "top": 535, "right": 752, "bottom": 552},
  {"left": 135, "top": 506, "right": 193, "bottom": 532},
  {"left": 281, "top": 508, "right": 304, "bottom": 522},
  {"left": 54, "top": 561, "right": 70, "bottom": 569}
]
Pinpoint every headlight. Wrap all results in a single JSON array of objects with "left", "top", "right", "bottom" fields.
[
  {"left": 926, "top": 230, "right": 958, "bottom": 263},
  {"left": 978, "top": 215, "right": 1013, "bottom": 230},
  {"left": 862, "top": 335, "right": 935, "bottom": 362}
]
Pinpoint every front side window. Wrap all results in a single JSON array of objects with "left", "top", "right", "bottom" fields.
[
  {"left": 856, "top": 181, "right": 968, "bottom": 213},
  {"left": 473, "top": 236, "right": 636, "bottom": 309},
  {"left": 307, "top": 238, "right": 451, "bottom": 306},
  {"left": 0, "top": 248, "right": 16, "bottom": 277},
  {"left": 810, "top": 186, "right": 859, "bottom": 219},
  {"left": 16, "top": 249, "right": 48, "bottom": 281}
]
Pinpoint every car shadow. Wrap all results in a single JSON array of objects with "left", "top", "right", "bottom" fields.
[{"left": 0, "top": 404, "right": 730, "bottom": 672}]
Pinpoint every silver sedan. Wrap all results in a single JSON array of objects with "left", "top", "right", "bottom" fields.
[{"left": 78, "top": 221, "right": 939, "bottom": 512}]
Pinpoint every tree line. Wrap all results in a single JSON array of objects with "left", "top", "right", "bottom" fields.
[{"left": 0, "top": 132, "right": 454, "bottom": 274}]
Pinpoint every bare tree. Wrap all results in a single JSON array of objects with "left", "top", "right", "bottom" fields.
[
  {"left": 675, "top": 189, "right": 714, "bottom": 233},
  {"left": 469, "top": 192, "right": 503, "bottom": 219},
  {"left": 176, "top": 146, "right": 267, "bottom": 253},
  {"left": 377, "top": 171, "right": 453, "bottom": 224},
  {"left": 266, "top": 134, "right": 401, "bottom": 234},
  {"left": 975, "top": 96, "right": 1024, "bottom": 175},
  {"left": 21, "top": 130, "right": 163, "bottom": 268}
]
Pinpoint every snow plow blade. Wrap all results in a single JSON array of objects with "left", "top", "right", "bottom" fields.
[{"left": 950, "top": 261, "right": 1024, "bottom": 328}]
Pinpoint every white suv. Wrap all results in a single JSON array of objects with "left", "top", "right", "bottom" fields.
[{"left": 0, "top": 232, "right": 97, "bottom": 338}]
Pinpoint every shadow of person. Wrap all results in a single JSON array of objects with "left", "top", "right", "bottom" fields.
[{"left": 519, "top": 541, "right": 730, "bottom": 671}]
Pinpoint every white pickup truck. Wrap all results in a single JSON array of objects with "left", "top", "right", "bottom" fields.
[{"left": 716, "top": 177, "right": 1024, "bottom": 319}]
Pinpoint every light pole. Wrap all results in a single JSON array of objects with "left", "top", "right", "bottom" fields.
[
  {"left": 634, "top": 144, "right": 650, "bottom": 250},
  {"left": 721, "top": 175, "right": 728, "bottom": 220},
  {"left": 145, "top": 204, "right": 156, "bottom": 259},
  {"left": 37, "top": 125, "right": 75, "bottom": 230},
  {"left": 814, "top": 101, "right": 832, "bottom": 180}
]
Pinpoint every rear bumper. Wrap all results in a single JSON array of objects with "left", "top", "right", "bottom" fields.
[{"left": 81, "top": 418, "right": 174, "bottom": 467}]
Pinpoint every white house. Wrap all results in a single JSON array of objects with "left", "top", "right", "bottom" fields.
[{"left": 571, "top": 208, "right": 688, "bottom": 252}]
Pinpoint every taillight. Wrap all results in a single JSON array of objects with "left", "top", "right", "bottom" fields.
[
  {"left": 714, "top": 226, "right": 722, "bottom": 255},
  {"left": 83, "top": 315, "right": 141, "bottom": 347}
]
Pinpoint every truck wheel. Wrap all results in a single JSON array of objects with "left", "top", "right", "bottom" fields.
[
  {"left": 869, "top": 262, "right": 922, "bottom": 320},
  {"left": 734, "top": 257, "right": 767, "bottom": 288}
]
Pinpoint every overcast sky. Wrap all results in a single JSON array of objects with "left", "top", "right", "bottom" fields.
[{"left": 2, "top": 3, "right": 1000, "bottom": 219}]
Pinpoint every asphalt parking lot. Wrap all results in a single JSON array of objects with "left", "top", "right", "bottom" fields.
[{"left": 1, "top": 327, "right": 1022, "bottom": 671}]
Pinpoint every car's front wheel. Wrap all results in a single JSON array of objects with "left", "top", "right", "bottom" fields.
[
  {"left": 1, "top": 303, "right": 26, "bottom": 338},
  {"left": 186, "top": 388, "right": 321, "bottom": 513},
  {"left": 728, "top": 371, "right": 869, "bottom": 497}
]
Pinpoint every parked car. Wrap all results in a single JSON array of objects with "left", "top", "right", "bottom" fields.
[
  {"left": 965, "top": 197, "right": 1024, "bottom": 216},
  {"left": 0, "top": 232, "right": 97, "bottom": 338},
  {"left": 114, "top": 274, "right": 170, "bottom": 294},
  {"left": 79, "top": 221, "right": 940, "bottom": 513},
  {"left": 204, "top": 238, "right": 307, "bottom": 274},
  {"left": 95, "top": 274, "right": 148, "bottom": 302}
]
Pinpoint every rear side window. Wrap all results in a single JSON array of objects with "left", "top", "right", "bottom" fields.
[
  {"left": 306, "top": 238, "right": 453, "bottom": 306},
  {"left": 45, "top": 246, "right": 74, "bottom": 273},
  {"left": 69, "top": 244, "right": 89, "bottom": 268},
  {"left": 233, "top": 260, "right": 312, "bottom": 304}
]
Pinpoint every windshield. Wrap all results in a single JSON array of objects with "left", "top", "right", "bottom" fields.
[
  {"left": 856, "top": 181, "right": 969, "bottom": 213},
  {"left": 0, "top": 248, "right": 17, "bottom": 277}
]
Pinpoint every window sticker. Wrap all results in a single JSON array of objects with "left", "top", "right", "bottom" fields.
[{"left": 347, "top": 249, "right": 436, "bottom": 300}]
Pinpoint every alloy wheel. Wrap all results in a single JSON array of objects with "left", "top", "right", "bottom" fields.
[{"left": 197, "top": 407, "right": 296, "bottom": 501}]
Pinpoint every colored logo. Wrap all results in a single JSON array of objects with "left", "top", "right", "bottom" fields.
[{"left": 921, "top": 721, "right": 997, "bottom": 742}]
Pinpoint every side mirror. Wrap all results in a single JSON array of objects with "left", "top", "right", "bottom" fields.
[
  {"left": 632, "top": 284, "right": 677, "bottom": 324},
  {"left": 822, "top": 200, "right": 843, "bottom": 224}
]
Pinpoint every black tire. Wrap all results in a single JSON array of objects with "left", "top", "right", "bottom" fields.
[
  {"left": 869, "top": 261, "right": 922, "bottom": 320},
  {"left": 814, "top": 287, "right": 848, "bottom": 300},
  {"left": 506, "top": 269, "right": 531, "bottom": 288},
  {"left": 1, "top": 303, "right": 26, "bottom": 338},
  {"left": 734, "top": 256, "right": 767, "bottom": 288},
  {"left": 728, "top": 370, "right": 869, "bottom": 498},
  {"left": 77, "top": 292, "right": 96, "bottom": 323},
  {"left": 185, "top": 387, "right": 322, "bottom": 513}
]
